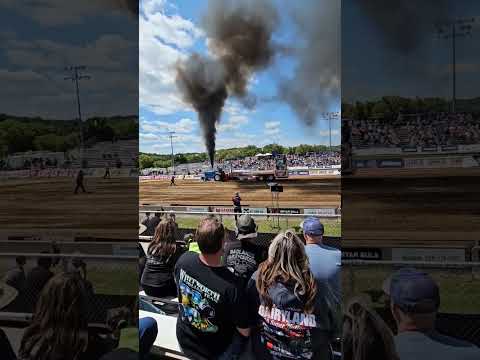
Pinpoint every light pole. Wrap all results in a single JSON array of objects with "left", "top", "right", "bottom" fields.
[
  {"left": 168, "top": 131, "right": 176, "bottom": 174},
  {"left": 321, "top": 112, "right": 340, "bottom": 151},
  {"left": 65, "top": 66, "right": 91, "bottom": 166},
  {"left": 435, "top": 18, "right": 475, "bottom": 113}
]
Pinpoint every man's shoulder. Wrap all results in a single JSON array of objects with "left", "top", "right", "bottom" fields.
[
  {"left": 176, "top": 251, "right": 198, "bottom": 265},
  {"left": 305, "top": 243, "right": 341, "bottom": 258}
]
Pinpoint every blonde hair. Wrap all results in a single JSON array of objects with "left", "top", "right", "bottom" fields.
[
  {"left": 256, "top": 230, "right": 317, "bottom": 313},
  {"left": 343, "top": 297, "right": 399, "bottom": 360}
]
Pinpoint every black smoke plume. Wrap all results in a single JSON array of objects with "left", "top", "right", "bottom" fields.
[
  {"left": 278, "top": 0, "right": 340, "bottom": 126},
  {"left": 176, "top": 0, "right": 278, "bottom": 166}
]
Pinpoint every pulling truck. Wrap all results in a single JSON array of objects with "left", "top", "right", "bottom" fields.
[{"left": 202, "top": 154, "right": 289, "bottom": 182}]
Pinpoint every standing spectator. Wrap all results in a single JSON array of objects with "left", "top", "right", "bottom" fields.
[
  {"left": 247, "top": 230, "right": 335, "bottom": 360},
  {"left": 232, "top": 192, "right": 242, "bottom": 221},
  {"left": 141, "top": 218, "right": 186, "bottom": 298},
  {"left": 143, "top": 212, "right": 161, "bottom": 237},
  {"left": 74, "top": 169, "right": 86, "bottom": 194},
  {"left": 343, "top": 297, "right": 399, "bottom": 360},
  {"left": 4, "top": 255, "right": 27, "bottom": 293},
  {"left": 389, "top": 269, "right": 480, "bottom": 360},
  {"left": 302, "top": 217, "right": 341, "bottom": 305},
  {"left": 223, "top": 214, "right": 267, "bottom": 282},
  {"left": 174, "top": 217, "right": 250, "bottom": 360},
  {"left": 25, "top": 252, "right": 54, "bottom": 304}
]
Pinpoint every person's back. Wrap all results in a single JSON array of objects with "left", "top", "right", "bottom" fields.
[
  {"left": 174, "top": 218, "right": 249, "bottom": 360},
  {"left": 25, "top": 257, "right": 53, "bottom": 301},
  {"left": 4, "top": 265, "right": 26, "bottom": 293},
  {"left": 395, "top": 330, "right": 480, "bottom": 360}
]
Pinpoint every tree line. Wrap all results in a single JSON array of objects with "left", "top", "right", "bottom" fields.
[
  {"left": 140, "top": 143, "right": 340, "bottom": 169},
  {"left": 0, "top": 115, "right": 138, "bottom": 157}
]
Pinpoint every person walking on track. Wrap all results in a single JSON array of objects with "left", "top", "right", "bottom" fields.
[
  {"left": 74, "top": 169, "right": 86, "bottom": 194},
  {"left": 170, "top": 175, "right": 176, "bottom": 186}
]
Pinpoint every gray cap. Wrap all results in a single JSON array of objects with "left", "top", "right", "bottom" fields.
[{"left": 235, "top": 214, "right": 257, "bottom": 240}]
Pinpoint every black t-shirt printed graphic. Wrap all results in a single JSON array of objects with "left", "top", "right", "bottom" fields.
[
  {"left": 174, "top": 252, "right": 249, "bottom": 360},
  {"left": 223, "top": 239, "right": 267, "bottom": 280},
  {"left": 247, "top": 273, "right": 334, "bottom": 360},
  {"left": 141, "top": 245, "right": 185, "bottom": 288}
]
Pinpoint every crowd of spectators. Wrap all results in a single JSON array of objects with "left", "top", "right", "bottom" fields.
[
  {"left": 214, "top": 152, "right": 340, "bottom": 171},
  {"left": 351, "top": 112, "right": 480, "bottom": 149}
]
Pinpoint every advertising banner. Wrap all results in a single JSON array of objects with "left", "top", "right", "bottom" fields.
[
  {"left": 342, "top": 248, "right": 382, "bottom": 260},
  {"left": 186, "top": 207, "right": 209, "bottom": 213},
  {"left": 214, "top": 207, "right": 234, "bottom": 213},
  {"left": 267, "top": 208, "right": 301, "bottom": 215},
  {"left": 303, "top": 208, "right": 337, "bottom": 216},
  {"left": 391, "top": 248, "right": 465, "bottom": 262},
  {"left": 243, "top": 207, "right": 268, "bottom": 214},
  {"left": 376, "top": 159, "right": 403, "bottom": 168}
]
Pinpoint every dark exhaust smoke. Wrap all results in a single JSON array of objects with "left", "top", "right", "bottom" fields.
[{"left": 176, "top": 0, "right": 278, "bottom": 165}]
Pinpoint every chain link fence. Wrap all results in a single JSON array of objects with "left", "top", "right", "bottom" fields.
[{"left": 342, "top": 260, "right": 480, "bottom": 346}]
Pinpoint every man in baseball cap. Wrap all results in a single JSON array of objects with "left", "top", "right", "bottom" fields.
[
  {"left": 223, "top": 214, "right": 266, "bottom": 282},
  {"left": 302, "top": 217, "right": 341, "bottom": 305},
  {"left": 389, "top": 268, "right": 480, "bottom": 360}
]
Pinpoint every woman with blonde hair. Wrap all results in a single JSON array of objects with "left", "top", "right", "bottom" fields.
[
  {"left": 141, "top": 217, "right": 186, "bottom": 297},
  {"left": 246, "top": 230, "right": 335, "bottom": 360},
  {"left": 342, "top": 297, "right": 399, "bottom": 360}
]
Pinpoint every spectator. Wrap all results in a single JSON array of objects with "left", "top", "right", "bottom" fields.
[
  {"left": 4, "top": 255, "right": 27, "bottom": 293},
  {"left": 141, "top": 218, "right": 186, "bottom": 298},
  {"left": 0, "top": 281, "right": 18, "bottom": 360},
  {"left": 139, "top": 317, "right": 158, "bottom": 359},
  {"left": 302, "top": 217, "right": 341, "bottom": 305},
  {"left": 174, "top": 217, "right": 250, "bottom": 360},
  {"left": 25, "top": 252, "right": 54, "bottom": 303},
  {"left": 232, "top": 192, "right": 242, "bottom": 221},
  {"left": 246, "top": 230, "right": 335, "bottom": 360},
  {"left": 19, "top": 272, "right": 100, "bottom": 360},
  {"left": 223, "top": 214, "right": 267, "bottom": 282},
  {"left": 343, "top": 297, "right": 399, "bottom": 360},
  {"left": 143, "top": 212, "right": 161, "bottom": 237},
  {"left": 389, "top": 268, "right": 480, "bottom": 359}
]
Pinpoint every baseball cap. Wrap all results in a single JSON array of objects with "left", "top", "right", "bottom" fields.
[
  {"left": 382, "top": 267, "right": 418, "bottom": 295},
  {"left": 389, "top": 268, "right": 440, "bottom": 313},
  {"left": 301, "top": 217, "right": 324, "bottom": 236},
  {"left": 236, "top": 214, "right": 257, "bottom": 240}
]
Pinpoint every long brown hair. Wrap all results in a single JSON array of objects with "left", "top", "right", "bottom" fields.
[
  {"left": 19, "top": 272, "right": 88, "bottom": 360},
  {"left": 147, "top": 217, "right": 177, "bottom": 257},
  {"left": 343, "top": 297, "right": 400, "bottom": 360},
  {"left": 256, "top": 230, "right": 317, "bottom": 313}
]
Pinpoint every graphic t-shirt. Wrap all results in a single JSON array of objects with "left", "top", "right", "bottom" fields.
[
  {"left": 174, "top": 252, "right": 249, "bottom": 360},
  {"left": 223, "top": 238, "right": 267, "bottom": 280},
  {"left": 247, "top": 272, "right": 334, "bottom": 360}
]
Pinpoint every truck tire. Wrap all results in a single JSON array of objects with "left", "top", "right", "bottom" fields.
[{"left": 214, "top": 174, "right": 221, "bottom": 181}]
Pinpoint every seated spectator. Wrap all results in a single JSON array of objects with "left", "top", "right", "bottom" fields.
[
  {"left": 139, "top": 317, "right": 158, "bottom": 360},
  {"left": 302, "top": 217, "right": 341, "bottom": 306},
  {"left": 343, "top": 297, "right": 399, "bottom": 360},
  {"left": 25, "top": 252, "right": 53, "bottom": 303},
  {"left": 389, "top": 268, "right": 480, "bottom": 359},
  {"left": 223, "top": 214, "right": 267, "bottom": 282},
  {"left": 246, "top": 230, "right": 335, "bottom": 360},
  {"left": 4, "top": 255, "right": 27, "bottom": 293},
  {"left": 174, "top": 217, "right": 250, "bottom": 360},
  {"left": 141, "top": 218, "right": 186, "bottom": 298},
  {"left": 19, "top": 272, "right": 102, "bottom": 360},
  {"left": 0, "top": 281, "right": 18, "bottom": 360}
]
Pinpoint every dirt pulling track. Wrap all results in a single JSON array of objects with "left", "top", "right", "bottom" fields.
[{"left": 139, "top": 175, "right": 341, "bottom": 208}]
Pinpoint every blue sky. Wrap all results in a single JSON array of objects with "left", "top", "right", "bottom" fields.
[
  {"left": 140, "top": 0, "right": 340, "bottom": 154},
  {"left": 0, "top": 2, "right": 137, "bottom": 120}
]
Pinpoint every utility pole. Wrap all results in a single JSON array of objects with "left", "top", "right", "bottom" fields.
[
  {"left": 435, "top": 18, "right": 475, "bottom": 113},
  {"left": 65, "top": 66, "right": 91, "bottom": 166},
  {"left": 168, "top": 131, "right": 176, "bottom": 174},
  {"left": 321, "top": 112, "right": 340, "bottom": 151}
]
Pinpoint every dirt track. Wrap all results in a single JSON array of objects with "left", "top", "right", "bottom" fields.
[
  {"left": 343, "top": 170, "right": 480, "bottom": 247},
  {"left": 139, "top": 176, "right": 341, "bottom": 208},
  {"left": 0, "top": 177, "right": 138, "bottom": 239}
]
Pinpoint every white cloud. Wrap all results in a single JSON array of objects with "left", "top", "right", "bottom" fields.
[
  {"left": 264, "top": 120, "right": 281, "bottom": 136},
  {"left": 139, "top": 0, "right": 204, "bottom": 116},
  {"left": 319, "top": 129, "right": 339, "bottom": 137},
  {"left": 141, "top": 117, "right": 196, "bottom": 134},
  {"left": 218, "top": 115, "right": 249, "bottom": 132},
  {"left": 140, "top": 133, "right": 160, "bottom": 141}
]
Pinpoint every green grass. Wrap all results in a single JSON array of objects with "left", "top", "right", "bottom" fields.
[
  {"left": 342, "top": 266, "right": 480, "bottom": 314},
  {"left": 176, "top": 216, "right": 341, "bottom": 237}
]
